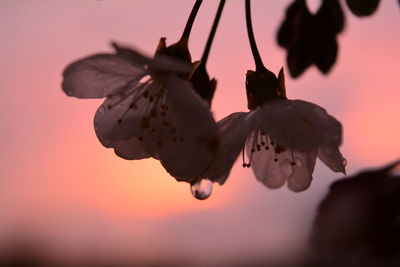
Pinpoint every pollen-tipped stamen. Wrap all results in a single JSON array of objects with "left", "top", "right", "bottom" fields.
[{"left": 290, "top": 149, "right": 296, "bottom": 166}]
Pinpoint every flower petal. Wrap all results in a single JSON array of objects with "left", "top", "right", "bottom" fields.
[
  {"left": 112, "top": 42, "right": 191, "bottom": 74},
  {"left": 62, "top": 54, "right": 145, "bottom": 99},
  {"left": 246, "top": 133, "right": 286, "bottom": 189},
  {"left": 113, "top": 138, "right": 152, "bottom": 160},
  {"left": 287, "top": 149, "right": 317, "bottom": 192},
  {"left": 246, "top": 130, "right": 318, "bottom": 192},
  {"left": 156, "top": 74, "right": 218, "bottom": 180},
  {"left": 93, "top": 80, "right": 151, "bottom": 147},
  {"left": 95, "top": 80, "right": 167, "bottom": 162},
  {"left": 204, "top": 112, "right": 257, "bottom": 185},
  {"left": 318, "top": 146, "right": 346, "bottom": 174},
  {"left": 258, "top": 99, "right": 342, "bottom": 151},
  {"left": 258, "top": 100, "right": 319, "bottom": 150}
]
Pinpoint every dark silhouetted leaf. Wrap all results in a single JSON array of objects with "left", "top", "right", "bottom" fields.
[
  {"left": 346, "top": 0, "right": 380, "bottom": 17},
  {"left": 277, "top": 0, "right": 345, "bottom": 78}
]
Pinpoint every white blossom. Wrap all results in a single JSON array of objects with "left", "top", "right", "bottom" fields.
[
  {"left": 244, "top": 99, "right": 346, "bottom": 192},
  {"left": 62, "top": 43, "right": 218, "bottom": 180}
]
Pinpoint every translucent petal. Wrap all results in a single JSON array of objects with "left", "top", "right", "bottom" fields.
[
  {"left": 93, "top": 81, "right": 151, "bottom": 148},
  {"left": 112, "top": 42, "right": 191, "bottom": 74},
  {"left": 246, "top": 133, "right": 286, "bottom": 189},
  {"left": 62, "top": 54, "right": 145, "bottom": 99},
  {"left": 287, "top": 149, "right": 317, "bottom": 192},
  {"left": 156, "top": 74, "right": 218, "bottom": 180},
  {"left": 246, "top": 132, "right": 318, "bottom": 191},
  {"left": 204, "top": 112, "right": 257, "bottom": 184},
  {"left": 318, "top": 146, "right": 346, "bottom": 174},
  {"left": 258, "top": 100, "right": 320, "bottom": 150},
  {"left": 258, "top": 99, "right": 342, "bottom": 150},
  {"left": 113, "top": 138, "right": 152, "bottom": 160}
]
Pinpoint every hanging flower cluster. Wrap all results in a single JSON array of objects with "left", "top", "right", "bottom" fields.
[{"left": 62, "top": 0, "right": 347, "bottom": 199}]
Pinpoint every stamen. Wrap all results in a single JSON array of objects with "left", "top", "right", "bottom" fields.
[
  {"left": 109, "top": 81, "right": 151, "bottom": 124},
  {"left": 271, "top": 138, "right": 278, "bottom": 162},
  {"left": 248, "top": 131, "right": 258, "bottom": 165},
  {"left": 255, "top": 131, "right": 262, "bottom": 152},
  {"left": 108, "top": 78, "right": 149, "bottom": 110},
  {"left": 241, "top": 146, "right": 247, "bottom": 168},
  {"left": 290, "top": 150, "right": 295, "bottom": 166}
]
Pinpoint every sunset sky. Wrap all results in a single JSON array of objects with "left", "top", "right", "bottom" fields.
[{"left": 0, "top": 0, "right": 399, "bottom": 264}]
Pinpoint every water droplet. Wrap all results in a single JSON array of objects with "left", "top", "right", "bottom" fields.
[
  {"left": 280, "top": 159, "right": 294, "bottom": 177},
  {"left": 342, "top": 157, "right": 347, "bottom": 167},
  {"left": 190, "top": 179, "right": 212, "bottom": 200}
]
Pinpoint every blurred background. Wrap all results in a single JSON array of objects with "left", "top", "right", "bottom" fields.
[{"left": 0, "top": 0, "right": 399, "bottom": 265}]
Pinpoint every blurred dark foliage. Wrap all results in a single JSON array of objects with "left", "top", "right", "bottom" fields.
[
  {"left": 3, "top": 160, "right": 399, "bottom": 267},
  {"left": 277, "top": 0, "right": 399, "bottom": 78},
  {"left": 346, "top": 0, "right": 380, "bottom": 17},
  {"left": 277, "top": 0, "right": 344, "bottom": 78},
  {"left": 309, "top": 160, "right": 400, "bottom": 267}
]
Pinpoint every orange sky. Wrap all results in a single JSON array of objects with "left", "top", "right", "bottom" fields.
[{"left": 0, "top": 0, "right": 399, "bottom": 264}]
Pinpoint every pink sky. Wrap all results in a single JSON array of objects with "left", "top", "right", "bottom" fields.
[{"left": 0, "top": 0, "right": 399, "bottom": 264}]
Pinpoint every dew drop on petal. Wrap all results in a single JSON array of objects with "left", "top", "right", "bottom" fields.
[
  {"left": 280, "top": 159, "right": 294, "bottom": 177},
  {"left": 190, "top": 179, "right": 212, "bottom": 200}
]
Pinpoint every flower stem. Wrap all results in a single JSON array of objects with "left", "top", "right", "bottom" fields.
[
  {"left": 245, "top": 0, "right": 265, "bottom": 70},
  {"left": 201, "top": 0, "right": 226, "bottom": 66},
  {"left": 181, "top": 0, "right": 203, "bottom": 41}
]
